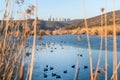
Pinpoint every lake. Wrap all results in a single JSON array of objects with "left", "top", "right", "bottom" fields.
[{"left": 24, "top": 35, "right": 120, "bottom": 80}]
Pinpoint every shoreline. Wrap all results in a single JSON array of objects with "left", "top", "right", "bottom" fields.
[
  {"left": 5, "top": 25, "right": 120, "bottom": 37},
  {"left": 35, "top": 25, "right": 120, "bottom": 37}
]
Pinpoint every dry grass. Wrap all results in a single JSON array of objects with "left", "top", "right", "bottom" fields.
[
  {"left": 39, "top": 24, "right": 120, "bottom": 37},
  {"left": 0, "top": 0, "right": 36, "bottom": 80}
]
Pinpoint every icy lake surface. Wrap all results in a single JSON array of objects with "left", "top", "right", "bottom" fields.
[{"left": 24, "top": 35, "right": 120, "bottom": 80}]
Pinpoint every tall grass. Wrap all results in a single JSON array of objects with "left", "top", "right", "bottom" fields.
[
  {"left": 104, "top": 0, "right": 108, "bottom": 80},
  {"left": 28, "top": 0, "right": 37, "bottom": 80},
  {"left": 0, "top": 0, "right": 36, "bottom": 80},
  {"left": 112, "top": 0, "right": 118, "bottom": 80},
  {"left": 94, "top": 8, "right": 104, "bottom": 80},
  {"left": 82, "top": 0, "right": 93, "bottom": 80}
]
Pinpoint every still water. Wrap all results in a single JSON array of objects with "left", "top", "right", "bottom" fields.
[{"left": 24, "top": 35, "right": 120, "bottom": 80}]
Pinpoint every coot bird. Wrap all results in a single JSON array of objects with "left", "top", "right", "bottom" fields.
[
  {"left": 56, "top": 75, "right": 61, "bottom": 78},
  {"left": 97, "top": 70, "right": 101, "bottom": 74},
  {"left": 52, "top": 73, "right": 56, "bottom": 77},
  {"left": 77, "top": 54, "right": 83, "bottom": 57},
  {"left": 26, "top": 52, "right": 31, "bottom": 57},
  {"left": 46, "top": 65, "right": 48, "bottom": 67},
  {"left": 84, "top": 66, "right": 88, "bottom": 69},
  {"left": 50, "top": 50, "right": 53, "bottom": 52},
  {"left": 50, "top": 67, "right": 54, "bottom": 70},
  {"left": 44, "top": 73, "right": 47, "bottom": 78},
  {"left": 80, "top": 54, "right": 83, "bottom": 57},
  {"left": 63, "top": 70, "right": 67, "bottom": 74},
  {"left": 71, "top": 65, "right": 75, "bottom": 68},
  {"left": 44, "top": 68, "right": 48, "bottom": 72}
]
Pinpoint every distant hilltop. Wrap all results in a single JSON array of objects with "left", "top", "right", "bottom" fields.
[
  {"left": 69, "top": 10, "right": 120, "bottom": 28},
  {"left": 40, "top": 10, "right": 120, "bottom": 30},
  {"left": 43, "top": 10, "right": 120, "bottom": 30}
]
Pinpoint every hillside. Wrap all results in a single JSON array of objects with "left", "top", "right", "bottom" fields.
[
  {"left": 36, "top": 10, "right": 120, "bottom": 30},
  {"left": 38, "top": 20, "right": 70, "bottom": 30},
  {"left": 0, "top": 10, "right": 120, "bottom": 36},
  {"left": 0, "top": 10, "right": 120, "bottom": 31},
  {"left": 66, "top": 10, "right": 120, "bottom": 29}
]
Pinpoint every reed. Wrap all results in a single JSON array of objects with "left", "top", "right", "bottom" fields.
[
  {"left": 112, "top": 0, "right": 118, "bottom": 80},
  {"left": 82, "top": 0, "right": 93, "bottom": 80},
  {"left": 28, "top": 0, "right": 37, "bottom": 80},
  {"left": 0, "top": 0, "right": 33, "bottom": 80},
  {"left": 94, "top": 8, "right": 104, "bottom": 80}
]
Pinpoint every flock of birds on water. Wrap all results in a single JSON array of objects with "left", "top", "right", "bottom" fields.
[
  {"left": 42, "top": 64, "right": 88, "bottom": 79},
  {"left": 24, "top": 36, "right": 101, "bottom": 79}
]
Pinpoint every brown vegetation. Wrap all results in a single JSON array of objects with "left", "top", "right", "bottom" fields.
[{"left": 28, "top": 24, "right": 120, "bottom": 37}]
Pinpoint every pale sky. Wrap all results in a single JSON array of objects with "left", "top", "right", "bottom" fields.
[{"left": 0, "top": 0, "right": 120, "bottom": 20}]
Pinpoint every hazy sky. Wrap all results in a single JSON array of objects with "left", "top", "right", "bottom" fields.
[
  {"left": 38, "top": 0, "right": 120, "bottom": 20},
  {"left": 0, "top": 0, "right": 120, "bottom": 20}
]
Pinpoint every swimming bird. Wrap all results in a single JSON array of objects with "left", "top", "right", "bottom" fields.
[
  {"left": 71, "top": 65, "right": 75, "bottom": 68},
  {"left": 80, "top": 54, "right": 83, "bottom": 57},
  {"left": 44, "top": 68, "right": 48, "bottom": 72},
  {"left": 97, "top": 70, "right": 101, "bottom": 74},
  {"left": 52, "top": 73, "right": 56, "bottom": 77},
  {"left": 56, "top": 75, "right": 61, "bottom": 78},
  {"left": 50, "top": 67, "right": 54, "bottom": 70},
  {"left": 77, "top": 54, "right": 83, "bottom": 57},
  {"left": 46, "top": 65, "right": 48, "bottom": 67},
  {"left": 26, "top": 52, "right": 31, "bottom": 57},
  {"left": 63, "top": 70, "right": 67, "bottom": 74},
  {"left": 84, "top": 66, "right": 88, "bottom": 69},
  {"left": 50, "top": 50, "right": 53, "bottom": 52},
  {"left": 44, "top": 73, "right": 47, "bottom": 78}
]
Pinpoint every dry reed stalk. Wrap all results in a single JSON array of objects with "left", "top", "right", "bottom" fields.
[
  {"left": 111, "top": 62, "right": 120, "bottom": 80},
  {"left": 82, "top": 0, "right": 93, "bottom": 80},
  {"left": 0, "top": 1, "right": 26, "bottom": 80},
  {"left": 1, "top": 37, "right": 23, "bottom": 80},
  {"left": 74, "top": 56, "right": 79, "bottom": 80},
  {"left": 112, "top": 0, "right": 118, "bottom": 80},
  {"left": 28, "top": 0, "right": 38, "bottom": 80},
  {"left": 2, "top": 25, "right": 22, "bottom": 79},
  {"left": 94, "top": 8, "right": 104, "bottom": 80},
  {"left": 104, "top": 0, "right": 108, "bottom": 80},
  {"left": 3, "top": 0, "right": 11, "bottom": 53},
  {"left": 1, "top": 0, "right": 9, "bottom": 52},
  {"left": 6, "top": 49, "right": 21, "bottom": 80},
  {"left": 19, "top": 43, "right": 25, "bottom": 80}
]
